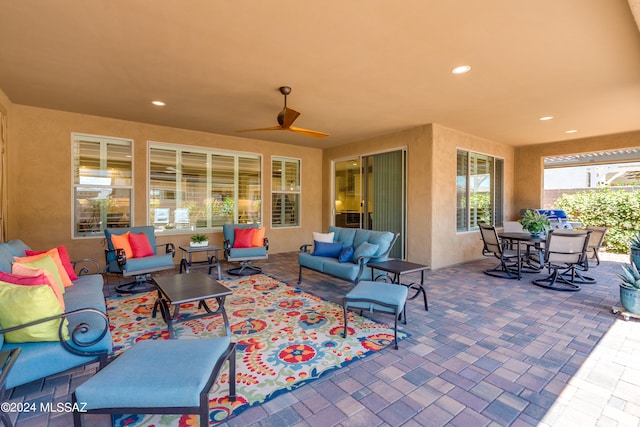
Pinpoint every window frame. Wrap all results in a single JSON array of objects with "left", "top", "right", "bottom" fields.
[
  {"left": 271, "top": 156, "right": 302, "bottom": 228},
  {"left": 71, "top": 133, "right": 133, "bottom": 239},
  {"left": 456, "top": 149, "right": 504, "bottom": 232},
  {"left": 147, "top": 141, "right": 262, "bottom": 234}
]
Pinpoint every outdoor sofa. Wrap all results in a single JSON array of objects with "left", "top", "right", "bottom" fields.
[
  {"left": 298, "top": 226, "right": 398, "bottom": 284},
  {"left": 0, "top": 239, "right": 112, "bottom": 391}
]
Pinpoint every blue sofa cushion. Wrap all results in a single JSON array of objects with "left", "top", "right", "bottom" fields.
[
  {"left": 298, "top": 252, "right": 327, "bottom": 272},
  {"left": 0, "top": 246, "right": 14, "bottom": 274},
  {"left": 0, "top": 240, "right": 30, "bottom": 257},
  {"left": 3, "top": 332, "right": 111, "bottom": 390},
  {"left": 64, "top": 275, "right": 106, "bottom": 312},
  {"left": 329, "top": 226, "right": 356, "bottom": 247},
  {"left": 338, "top": 246, "right": 354, "bottom": 263},
  {"left": 323, "top": 261, "right": 360, "bottom": 282},
  {"left": 313, "top": 241, "right": 343, "bottom": 258},
  {"left": 352, "top": 242, "right": 379, "bottom": 264}
]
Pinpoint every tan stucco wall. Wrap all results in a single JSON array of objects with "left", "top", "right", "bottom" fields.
[
  {"left": 324, "top": 125, "right": 433, "bottom": 265},
  {"left": 6, "top": 104, "right": 323, "bottom": 268},
  {"left": 431, "top": 124, "right": 515, "bottom": 268},
  {"left": 514, "top": 131, "right": 640, "bottom": 211},
  {"left": 324, "top": 124, "right": 514, "bottom": 269}
]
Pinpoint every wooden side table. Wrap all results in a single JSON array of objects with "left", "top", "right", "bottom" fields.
[
  {"left": 178, "top": 245, "right": 222, "bottom": 279},
  {"left": 368, "top": 259, "right": 430, "bottom": 311}
]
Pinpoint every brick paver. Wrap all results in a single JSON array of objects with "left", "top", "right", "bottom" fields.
[{"left": 7, "top": 252, "right": 640, "bottom": 427}]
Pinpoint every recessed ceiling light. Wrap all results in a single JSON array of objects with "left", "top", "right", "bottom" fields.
[
  {"left": 565, "top": 129, "right": 578, "bottom": 134},
  {"left": 151, "top": 100, "right": 166, "bottom": 106},
  {"left": 539, "top": 116, "right": 554, "bottom": 121},
  {"left": 452, "top": 65, "right": 471, "bottom": 75}
]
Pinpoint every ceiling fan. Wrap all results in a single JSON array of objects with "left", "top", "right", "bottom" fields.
[{"left": 237, "top": 86, "right": 330, "bottom": 139}]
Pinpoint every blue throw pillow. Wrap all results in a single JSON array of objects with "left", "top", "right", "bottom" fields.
[
  {"left": 352, "top": 242, "right": 379, "bottom": 264},
  {"left": 313, "top": 241, "right": 344, "bottom": 258},
  {"left": 338, "top": 246, "right": 354, "bottom": 263}
]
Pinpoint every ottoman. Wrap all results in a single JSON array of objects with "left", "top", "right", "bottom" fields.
[
  {"left": 72, "top": 337, "right": 236, "bottom": 426},
  {"left": 343, "top": 281, "right": 408, "bottom": 349}
]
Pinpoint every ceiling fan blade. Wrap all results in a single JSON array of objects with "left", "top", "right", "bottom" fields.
[
  {"left": 279, "top": 107, "right": 301, "bottom": 129},
  {"left": 288, "top": 126, "right": 330, "bottom": 139},
  {"left": 236, "top": 126, "right": 284, "bottom": 133}
]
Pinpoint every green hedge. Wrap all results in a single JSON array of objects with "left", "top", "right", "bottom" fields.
[{"left": 554, "top": 188, "right": 640, "bottom": 253}]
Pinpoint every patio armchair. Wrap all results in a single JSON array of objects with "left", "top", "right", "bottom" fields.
[
  {"left": 479, "top": 223, "right": 522, "bottom": 279},
  {"left": 104, "top": 226, "right": 176, "bottom": 293},
  {"left": 223, "top": 224, "right": 268, "bottom": 275},
  {"left": 532, "top": 229, "right": 592, "bottom": 292}
]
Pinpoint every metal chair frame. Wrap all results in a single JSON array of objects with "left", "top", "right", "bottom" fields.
[{"left": 533, "top": 229, "right": 593, "bottom": 292}]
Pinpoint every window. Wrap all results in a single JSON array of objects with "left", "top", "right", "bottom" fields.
[
  {"left": 72, "top": 134, "right": 132, "bottom": 237},
  {"left": 456, "top": 150, "right": 503, "bottom": 231},
  {"left": 272, "top": 157, "right": 300, "bottom": 227},
  {"left": 149, "top": 143, "right": 261, "bottom": 232}
]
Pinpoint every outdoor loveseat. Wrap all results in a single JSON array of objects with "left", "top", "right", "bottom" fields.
[
  {"left": 0, "top": 240, "right": 112, "bottom": 391},
  {"left": 298, "top": 226, "right": 398, "bottom": 285}
]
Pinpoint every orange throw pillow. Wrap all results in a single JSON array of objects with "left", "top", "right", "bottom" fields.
[
  {"left": 110, "top": 232, "right": 134, "bottom": 259},
  {"left": 25, "top": 245, "right": 78, "bottom": 281},
  {"left": 233, "top": 228, "right": 255, "bottom": 248},
  {"left": 252, "top": 227, "right": 265, "bottom": 247},
  {"left": 14, "top": 250, "right": 73, "bottom": 290}
]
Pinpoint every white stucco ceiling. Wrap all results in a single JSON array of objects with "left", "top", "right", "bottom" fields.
[{"left": 1, "top": 0, "right": 639, "bottom": 149}]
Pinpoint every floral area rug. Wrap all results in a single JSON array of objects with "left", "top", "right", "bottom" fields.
[{"left": 106, "top": 273, "right": 408, "bottom": 426}]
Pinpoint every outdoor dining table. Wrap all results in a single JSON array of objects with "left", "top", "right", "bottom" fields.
[{"left": 498, "top": 232, "right": 545, "bottom": 279}]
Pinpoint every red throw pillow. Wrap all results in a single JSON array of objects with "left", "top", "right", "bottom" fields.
[
  {"left": 128, "top": 232, "right": 155, "bottom": 258},
  {"left": 25, "top": 245, "right": 78, "bottom": 281},
  {"left": 233, "top": 228, "right": 255, "bottom": 249}
]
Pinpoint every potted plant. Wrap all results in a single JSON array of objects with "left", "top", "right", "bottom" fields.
[
  {"left": 618, "top": 262, "right": 640, "bottom": 314},
  {"left": 190, "top": 233, "right": 208, "bottom": 247},
  {"left": 518, "top": 209, "right": 550, "bottom": 238}
]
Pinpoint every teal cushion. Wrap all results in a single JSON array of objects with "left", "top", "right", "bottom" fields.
[
  {"left": 330, "top": 226, "right": 356, "bottom": 247},
  {"left": 323, "top": 261, "right": 360, "bottom": 282},
  {"left": 298, "top": 252, "right": 326, "bottom": 272},
  {"left": 0, "top": 246, "right": 14, "bottom": 273},
  {"left": 313, "top": 241, "right": 343, "bottom": 258},
  {"left": 345, "top": 281, "right": 408, "bottom": 314},
  {"left": 3, "top": 333, "right": 112, "bottom": 389},
  {"left": 0, "top": 240, "right": 30, "bottom": 257},
  {"left": 75, "top": 338, "right": 231, "bottom": 409},
  {"left": 352, "top": 242, "right": 379, "bottom": 264},
  {"left": 122, "top": 253, "right": 174, "bottom": 275},
  {"left": 228, "top": 246, "right": 267, "bottom": 259},
  {"left": 368, "top": 231, "right": 395, "bottom": 256}
]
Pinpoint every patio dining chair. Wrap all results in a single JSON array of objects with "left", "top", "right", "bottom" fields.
[
  {"left": 532, "top": 229, "right": 592, "bottom": 292},
  {"left": 584, "top": 225, "right": 608, "bottom": 266},
  {"left": 479, "top": 222, "right": 522, "bottom": 279}
]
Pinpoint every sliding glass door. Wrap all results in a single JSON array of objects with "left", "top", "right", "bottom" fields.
[{"left": 333, "top": 150, "right": 406, "bottom": 259}]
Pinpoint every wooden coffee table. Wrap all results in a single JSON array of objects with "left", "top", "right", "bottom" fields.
[{"left": 152, "top": 272, "right": 232, "bottom": 338}]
